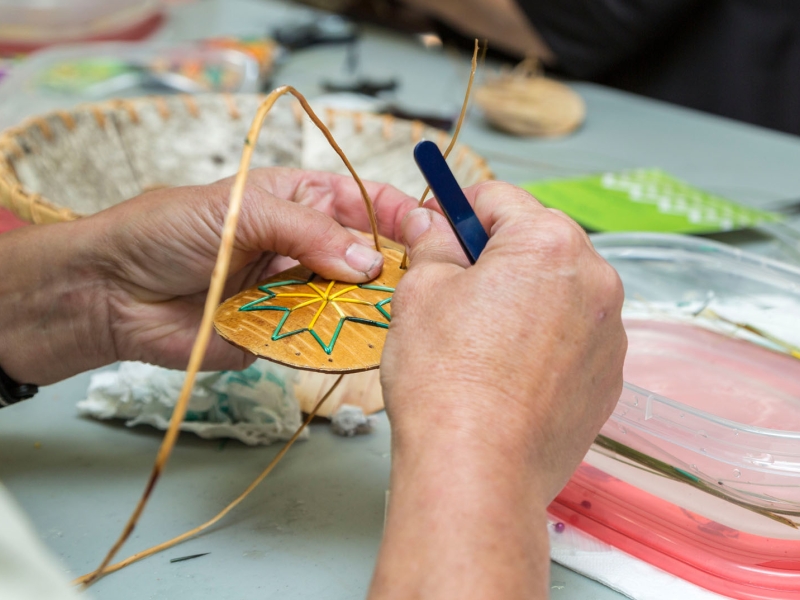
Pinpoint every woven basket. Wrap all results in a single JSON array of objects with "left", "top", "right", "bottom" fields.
[{"left": 0, "top": 93, "right": 493, "bottom": 224}]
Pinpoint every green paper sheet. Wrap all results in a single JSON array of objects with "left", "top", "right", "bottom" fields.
[{"left": 523, "top": 169, "right": 783, "bottom": 233}]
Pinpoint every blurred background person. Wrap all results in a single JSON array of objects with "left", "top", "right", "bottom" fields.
[{"left": 332, "top": 0, "right": 800, "bottom": 136}]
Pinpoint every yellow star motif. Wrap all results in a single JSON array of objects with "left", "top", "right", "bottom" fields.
[{"left": 238, "top": 274, "right": 394, "bottom": 354}]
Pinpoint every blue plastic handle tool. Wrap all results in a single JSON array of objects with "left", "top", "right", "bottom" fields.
[{"left": 413, "top": 140, "right": 489, "bottom": 264}]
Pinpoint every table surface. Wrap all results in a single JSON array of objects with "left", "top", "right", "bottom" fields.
[{"left": 3, "top": 0, "right": 800, "bottom": 598}]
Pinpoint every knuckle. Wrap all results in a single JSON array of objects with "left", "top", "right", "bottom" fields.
[
  {"left": 475, "top": 180, "right": 537, "bottom": 203},
  {"left": 619, "top": 327, "right": 629, "bottom": 358},
  {"left": 311, "top": 217, "right": 342, "bottom": 247},
  {"left": 475, "top": 180, "right": 519, "bottom": 197},
  {"left": 239, "top": 182, "right": 268, "bottom": 213},
  {"left": 600, "top": 262, "right": 625, "bottom": 309},
  {"left": 546, "top": 207, "right": 569, "bottom": 219},
  {"left": 278, "top": 206, "right": 342, "bottom": 259},
  {"left": 472, "top": 180, "right": 505, "bottom": 195},
  {"left": 531, "top": 215, "right": 584, "bottom": 260},
  {"left": 474, "top": 181, "right": 541, "bottom": 216}
]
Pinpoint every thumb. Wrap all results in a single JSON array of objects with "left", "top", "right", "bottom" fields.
[
  {"left": 242, "top": 193, "right": 385, "bottom": 282},
  {"left": 402, "top": 207, "right": 471, "bottom": 269}
]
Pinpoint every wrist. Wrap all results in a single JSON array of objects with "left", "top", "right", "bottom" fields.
[
  {"left": 0, "top": 219, "right": 114, "bottom": 385},
  {"left": 394, "top": 429, "right": 546, "bottom": 495},
  {"left": 385, "top": 379, "right": 571, "bottom": 504},
  {"left": 391, "top": 417, "right": 547, "bottom": 500},
  {"left": 375, "top": 412, "right": 551, "bottom": 600},
  {"left": 387, "top": 383, "right": 538, "bottom": 463}
]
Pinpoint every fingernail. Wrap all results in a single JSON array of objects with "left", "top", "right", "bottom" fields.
[
  {"left": 345, "top": 242, "right": 383, "bottom": 275},
  {"left": 403, "top": 208, "right": 432, "bottom": 247}
]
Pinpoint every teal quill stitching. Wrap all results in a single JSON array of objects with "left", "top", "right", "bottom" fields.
[{"left": 239, "top": 274, "right": 394, "bottom": 355}]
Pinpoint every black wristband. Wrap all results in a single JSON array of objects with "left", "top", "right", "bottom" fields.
[{"left": 0, "top": 363, "right": 38, "bottom": 407}]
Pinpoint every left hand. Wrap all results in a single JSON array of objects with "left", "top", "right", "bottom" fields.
[{"left": 0, "top": 168, "right": 415, "bottom": 384}]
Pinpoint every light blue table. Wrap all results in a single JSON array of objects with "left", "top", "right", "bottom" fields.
[{"left": 2, "top": 1, "right": 800, "bottom": 598}]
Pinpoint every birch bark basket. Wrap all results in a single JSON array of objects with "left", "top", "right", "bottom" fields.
[{"left": 0, "top": 92, "right": 493, "bottom": 416}]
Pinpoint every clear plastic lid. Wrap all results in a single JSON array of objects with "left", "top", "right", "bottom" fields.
[
  {"left": 594, "top": 233, "right": 800, "bottom": 519},
  {"left": 547, "top": 234, "right": 800, "bottom": 598}
]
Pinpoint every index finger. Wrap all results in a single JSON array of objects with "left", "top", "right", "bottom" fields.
[{"left": 246, "top": 167, "right": 418, "bottom": 244}]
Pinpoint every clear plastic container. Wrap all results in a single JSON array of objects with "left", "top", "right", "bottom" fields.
[
  {"left": 0, "top": 1, "right": 163, "bottom": 52},
  {"left": 548, "top": 233, "right": 800, "bottom": 599},
  {"left": 597, "top": 233, "right": 800, "bottom": 521}
]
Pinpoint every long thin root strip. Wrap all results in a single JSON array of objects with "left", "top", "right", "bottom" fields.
[
  {"left": 82, "top": 86, "right": 378, "bottom": 588},
  {"left": 400, "top": 39, "right": 480, "bottom": 269}
]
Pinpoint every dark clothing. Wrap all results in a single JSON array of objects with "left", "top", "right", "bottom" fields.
[{"left": 517, "top": 0, "right": 800, "bottom": 136}]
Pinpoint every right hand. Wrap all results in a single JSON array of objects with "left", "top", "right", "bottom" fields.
[{"left": 381, "top": 181, "right": 627, "bottom": 503}]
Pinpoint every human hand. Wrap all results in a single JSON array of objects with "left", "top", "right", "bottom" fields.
[
  {"left": 94, "top": 168, "right": 417, "bottom": 373},
  {"left": 382, "top": 181, "right": 626, "bottom": 500},
  {"left": 0, "top": 168, "right": 415, "bottom": 384},
  {"left": 371, "top": 182, "right": 625, "bottom": 599}
]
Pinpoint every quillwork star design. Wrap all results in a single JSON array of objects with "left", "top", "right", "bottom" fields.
[{"left": 238, "top": 274, "right": 394, "bottom": 355}]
